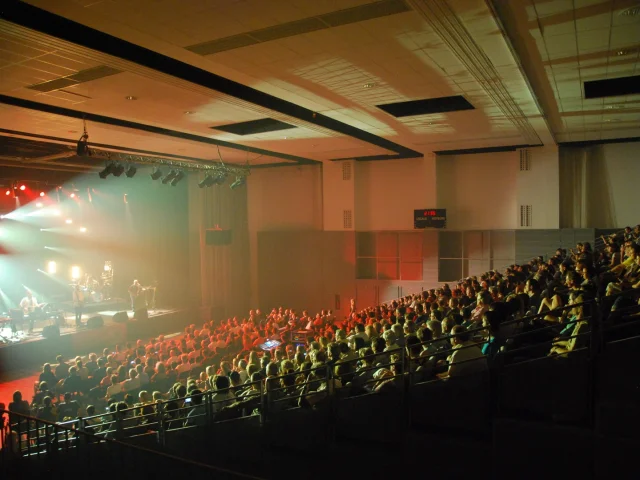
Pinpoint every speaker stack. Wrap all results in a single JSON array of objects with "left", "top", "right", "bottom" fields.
[
  {"left": 42, "top": 325, "right": 60, "bottom": 338},
  {"left": 112, "top": 312, "right": 129, "bottom": 324}
]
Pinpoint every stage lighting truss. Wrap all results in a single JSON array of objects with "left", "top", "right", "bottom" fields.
[{"left": 87, "top": 148, "right": 250, "bottom": 185}]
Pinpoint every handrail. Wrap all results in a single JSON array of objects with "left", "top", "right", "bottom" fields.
[{"left": 0, "top": 410, "right": 266, "bottom": 479}]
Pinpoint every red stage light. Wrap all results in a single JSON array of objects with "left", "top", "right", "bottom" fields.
[
  {"left": 19, "top": 185, "right": 26, "bottom": 191},
  {"left": 5, "top": 190, "right": 10, "bottom": 196},
  {"left": 39, "top": 192, "right": 45, "bottom": 197}
]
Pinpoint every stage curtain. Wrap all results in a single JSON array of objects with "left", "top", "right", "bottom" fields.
[
  {"left": 188, "top": 174, "right": 250, "bottom": 321},
  {"left": 559, "top": 145, "right": 616, "bottom": 228}
]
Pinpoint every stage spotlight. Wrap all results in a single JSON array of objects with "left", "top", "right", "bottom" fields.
[
  {"left": 79, "top": 227, "right": 87, "bottom": 233},
  {"left": 198, "top": 175, "right": 214, "bottom": 188},
  {"left": 77, "top": 133, "right": 91, "bottom": 156},
  {"left": 70, "top": 193, "right": 76, "bottom": 198},
  {"left": 36, "top": 202, "right": 43, "bottom": 208},
  {"left": 161, "top": 170, "right": 178, "bottom": 185},
  {"left": 229, "top": 176, "right": 246, "bottom": 189},
  {"left": 125, "top": 165, "right": 137, "bottom": 178},
  {"left": 19, "top": 185, "right": 26, "bottom": 191},
  {"left": 170, "top": 171, "right": 185, "bottom": 186},
  {"left": 71, "top": 266, "right": 81, "bottom": 279},
  {"left": 104, "top": 261, "right": 112, "bottom": 272},
  {"left": 5, "top": 190, "right": 10, "bottom": 196},
  {"left": 99, "top": 163, "right": 115, "bottom": 179},
  {"left": 47, "top": 261, "right": 56, "bottom": 274},
  {"left": 150, "top": 167, "right": 163, "bottom": 180},
  {"left": 40, "top": 191, "right": 45, "bottom": 197},
  {"left": 65, "top": 218, "right": 73, "bottom": 224},
  {"left": 112, "top": 164, "right": 125, "bottom": 177}
]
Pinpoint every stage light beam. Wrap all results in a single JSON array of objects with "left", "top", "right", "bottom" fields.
[{"left": 47, "top": 261, "right": 56, "bottom": 274}]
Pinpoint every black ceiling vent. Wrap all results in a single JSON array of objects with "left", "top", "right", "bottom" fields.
[
  {"left": 377, "top": 95, "right": 475, "bottom": 118},
  {"left": 584, "top": 75, "right": 640, "bottom": 99},
  {"left": 211, "top": 118, "right": 296, "bottom": 136}
]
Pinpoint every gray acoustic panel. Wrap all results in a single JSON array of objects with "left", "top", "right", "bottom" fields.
[
  {"left": 439, "top": 231, "right": 463, "bottom": 258},
  {"left": 490, "top": 230, "right": 516, "bottom": 265},
  {"left": 422, "top": 231, "right": 439, "bottom": 286}
]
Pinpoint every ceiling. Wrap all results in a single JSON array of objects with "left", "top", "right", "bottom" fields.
[{"left": 0, "top": 0, "right": 638, "bottom": 177}]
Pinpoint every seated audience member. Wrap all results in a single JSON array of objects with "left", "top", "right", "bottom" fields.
[
  {"left": 8, "top": 391, "right": 30, "bottom": 427},
  {"left": 538, "top": 284, "right": 564, "bottom": 323},
  {"left": 75, "top": 359, "right": 89, "bottom": 381},
  {"left": 136, "top": 364, "right": 150, "bottom": 386},
  {"left": 32, "top": 381, "right": 53, "bottom": 407},
  {"left": 550, "top": 298, "right": 590, "bottom": 356},
  {"left": 105, "top": 375, "right": 123, "bottom": 399},
  {"left": 54, "top": 355, "right": 70, "bottom": 380},
  {"left": 57, "top": 392, "right": 80, "bottom": 422},
  {"left": 438, "top": 326, "right": 488, "bottom": 379},
  {"left": 211, "top": 376, "right": 235, "bottom": 413},
  {"left": 184, "top": 390, "right": 206, "bottom": 427},
  {"left": 37, "top": 396, "right": 57, "bottom": 423},
  {"left": 39, "top": 363, "right": 58, "bottom": 387},
  {"left": 481, "top": 311, "right": 502, "bottom": 362},
  {"left": 122, "top": 369, "right": 141, "bottom": 392},
  {"left": 63, "top": 366, "right": 84, "bottom": 394}
]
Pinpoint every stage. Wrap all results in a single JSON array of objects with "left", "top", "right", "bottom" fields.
[{"left": 0, "top": 305, "right": 193, "bottom": 378}]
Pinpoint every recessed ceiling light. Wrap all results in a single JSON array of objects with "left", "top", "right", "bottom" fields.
[
  {"left": 125, "top": 96, "right": 137, "bottom": 100},
  {"left": 363, "top": 83, "right": 377, "bottom": 89}
]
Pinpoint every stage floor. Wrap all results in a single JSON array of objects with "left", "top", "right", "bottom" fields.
[
  {"left": 0, "top": 307, "right": 191, "bottom": 379},
  {"left": 0, "top": 308, "right": 177, "bottom": 347}
]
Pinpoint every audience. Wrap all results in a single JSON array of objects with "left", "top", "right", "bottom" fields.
[{"left": 4, "top": 225, "right": 639, "bottom": 443}]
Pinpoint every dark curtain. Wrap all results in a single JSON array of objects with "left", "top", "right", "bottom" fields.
[{"left": 188, "top": 174, "right": 250, "bottom": 321}]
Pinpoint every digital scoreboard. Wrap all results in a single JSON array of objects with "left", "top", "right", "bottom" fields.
[{"left": 414, "top": 209, "right": 447, "bottom": 229}]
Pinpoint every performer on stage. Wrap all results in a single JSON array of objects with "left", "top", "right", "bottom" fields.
[
  {"left": 20, "top": 290, "right": 42, "bottom": 334},
  {"left": 72, "top": 284, "right": 85, "bottom": 327},
  {"left": 128, "top": 279, "right": 142, "bottom": 311}
]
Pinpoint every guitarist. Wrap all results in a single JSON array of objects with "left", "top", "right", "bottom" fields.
[{"left": 20, "top": 290, "right": 44, "bottom": 334}]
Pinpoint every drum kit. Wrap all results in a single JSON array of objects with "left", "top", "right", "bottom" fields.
[{"left": 72, "top": 274, "right": 107, "bottom": 304}]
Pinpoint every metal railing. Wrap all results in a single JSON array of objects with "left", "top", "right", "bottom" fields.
[{"left": 0, "top": 409, "right": 265, "bottom": 479}]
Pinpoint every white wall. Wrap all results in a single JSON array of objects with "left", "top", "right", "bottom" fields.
[
  {"left": 516, "top": 146, "right": 560, "bottom": 228},
  {"left": 436, "top": 151, "right": 518, "bottom": 230},
  {"left": 354, "top": 156, "right": 436, "bottom": 231},
  {"left": 323, "top": 161, "right": 355, "bottom": 231},
  {"left": 247, "top": 165, "right": 323, "bottom": 232},
  {"left": 247, "top": 164, "right": 323, "bottom": 305},
  {"left": 600, "top": 142, "right": 640, "bottom": 228}
]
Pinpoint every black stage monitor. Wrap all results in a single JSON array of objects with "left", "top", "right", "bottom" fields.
[{"left": 414, "top": 209, "right": 447, "bottom": 229}]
